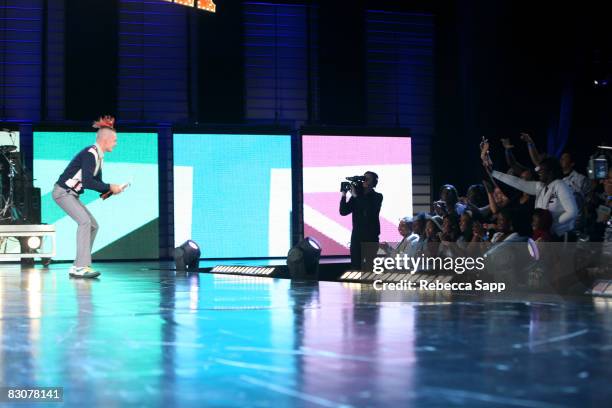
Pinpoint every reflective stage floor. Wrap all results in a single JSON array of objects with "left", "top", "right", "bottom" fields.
[{"left": 1, "top": 262, "right": 611, "bottom": 407}]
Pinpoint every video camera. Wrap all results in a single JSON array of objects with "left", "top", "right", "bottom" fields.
[{"left": 340, "top": 175, "right": 366, "bottom": 194}]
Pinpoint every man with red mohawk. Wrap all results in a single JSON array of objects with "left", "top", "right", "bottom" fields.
[{"left": 52, "top": 116, "right": 125, "bottom": 278}]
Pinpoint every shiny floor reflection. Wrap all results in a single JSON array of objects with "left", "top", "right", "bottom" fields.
[{"left": 1, "top": 262, "right": 611, "bottom": 407}]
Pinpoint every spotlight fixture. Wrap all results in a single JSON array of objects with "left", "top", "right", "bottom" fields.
[
  {"left": 27, "top": 236, "right": 41, "bottom": 250},
  {"left": 287, "top": 237, "right": 322, "bottom": 279},
  {"left": 174, "top": 240, "right": 201, "bottom": 271}
]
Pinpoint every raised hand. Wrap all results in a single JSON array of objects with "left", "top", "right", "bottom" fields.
[{"left": 480, "top": 136, "right": 493, "bottom": 168}]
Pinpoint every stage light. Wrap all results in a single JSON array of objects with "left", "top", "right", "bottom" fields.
[
  {"left": 210, "top": 265, "right": 277, "bottom": 276},
  {"left": 198, "top": 0, "right": 216, "bottom": 12},
  {"left": 174, "top": 240, "right": 201, "bottom": 271},
  {"left": 588, "top": 280, "right": 612, "bottom": 297},
  {"left": 593, "top": 78, "right": 610, "bottom": 88},
  {"left": 161, "top": 0, "right": 216, "bottom": 13},
  {"left": 338, "top": 270, "right": 453, "bottom": 284},
  {"left": 527, "top": 238, "right": 539, "bottom": 260},
  {"left": 287, "top": 237, "right": 321, "bottom": 279},
  {"left": 306, "top": 237, "right": 321, "bottom": 251},
  {"left": 27, "top": 236, "right": 41, "bottom": 250}
]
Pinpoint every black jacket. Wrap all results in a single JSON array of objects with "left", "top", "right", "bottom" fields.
[
  {"left": 56, "top": 145, "right": 110, "bottom": 194},
  {"left": 339, "top": 191, "right": 383, "bottom": 241}
]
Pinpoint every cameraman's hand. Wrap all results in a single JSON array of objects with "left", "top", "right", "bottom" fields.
[
  {"left": 341, "top": 190, "right": 347, "bottom": 198},
  {"left": 110, "top": 184, "right": 123, "bottom": 195},
  {"left": 350, "top": 185, "right": 358, "bottom": 197}
]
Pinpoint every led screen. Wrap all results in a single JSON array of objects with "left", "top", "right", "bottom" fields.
[
  {"left": 302, "top": 135, "right": 412, "bottom": 256},
  {"left": 173, "top": 133, "right": 292, "bottom": 258},
  {"left": 34, "top": 131, "right": 159, "bottom": 260}
]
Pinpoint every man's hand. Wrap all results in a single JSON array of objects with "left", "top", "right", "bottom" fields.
[{"left": 110, "top": 184, "right": 124, "bottom": 194}]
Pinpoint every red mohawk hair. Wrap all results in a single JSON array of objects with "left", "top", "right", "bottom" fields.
[{"left": 92, "top": 115, "right": 116, "bottom": 130}]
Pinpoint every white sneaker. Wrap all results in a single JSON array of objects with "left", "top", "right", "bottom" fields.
[{"left": 69, "top": 266, "right": 101, "bottom": 279}]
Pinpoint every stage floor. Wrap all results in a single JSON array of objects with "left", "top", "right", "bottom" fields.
[{"left": 1, "top": 262, "right": 611, "bottom": 407}]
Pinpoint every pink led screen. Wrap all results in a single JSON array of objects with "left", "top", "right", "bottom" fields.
[{"left": 302, "top": 135, "right": 413, "bottom": 256}]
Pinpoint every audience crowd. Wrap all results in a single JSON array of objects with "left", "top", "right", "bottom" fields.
[{"left": 379, "top": 134, "right": 612, "bottom": 287}]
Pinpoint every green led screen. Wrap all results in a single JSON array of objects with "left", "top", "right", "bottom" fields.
[{"left": 34, "top": 131, "right": 159, "bottom": 260}]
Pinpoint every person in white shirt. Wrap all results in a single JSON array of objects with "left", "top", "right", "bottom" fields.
[
  {"left": 486, "top": 157, "right": 578, "bottom": 239},
  {"left": 406, "top": 212, "right": 429, "bottom": 257},
  {"left": 560, "top": 152, "right": 590, "bottom": 198},
  {"left": 559, "top": 152, "right": 591, "bottom": 208},
  {"left": 379, "top": 216, "right": 419, "bottom": 256}
]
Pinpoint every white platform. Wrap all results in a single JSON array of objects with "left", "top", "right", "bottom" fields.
[{"left": 0, "top": 224, "right": 56, "bottom": 259}]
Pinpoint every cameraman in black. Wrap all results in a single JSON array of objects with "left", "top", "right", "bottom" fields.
[{"left": 340, "top": 171, "right": 384, "bottom": 270}]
